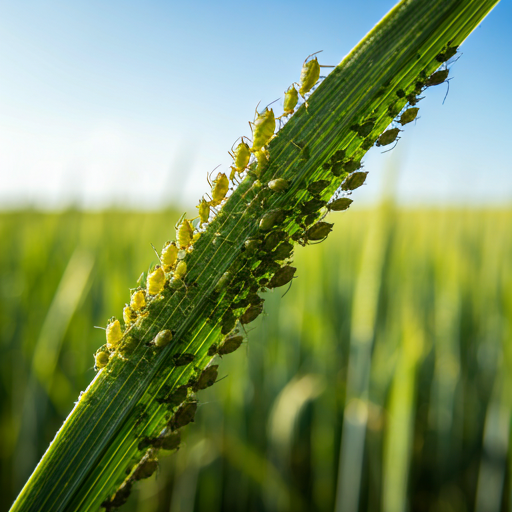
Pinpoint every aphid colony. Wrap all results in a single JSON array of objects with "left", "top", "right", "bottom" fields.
[{"left": 99, "top": 44, "right": 459, "bottom": 510}]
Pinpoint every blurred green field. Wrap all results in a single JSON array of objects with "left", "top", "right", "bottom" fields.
[{"left": 1, "top": 205, "right": 511, "bottom": 512}]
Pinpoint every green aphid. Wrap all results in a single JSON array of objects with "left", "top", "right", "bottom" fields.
[
  {"left": 299, "top": 56, "right": 321, "bottom": 97},
  {"left": 268, "top": 178, "right": 289, "bottom": 192},
  {"left": 231, "top": 298, "right": 249, "bottom": 310},
  {"left": 254, "top": 150, "right": 269, "bottom": 177},
  {"left": 376, "top": 128, "right": 400, "bottom": 147},
  {"left": 207, "top": 343, "right": 218, "bottom": 356},
  {"left": 218, "top": 334, "right": 244, "bottom": 356},
  {"left": 157, "top": 385, "right": 188, "bottom": 407},
  {"left": 215, "top": 272, "right": 232, "bottom": 293},
  {"left": 247, "top": 292, "right": 263, "bottom": 305},
  {"left": 259, "top": 277, "right": 269, "bottom": 287},
  {"left": 94, "top": 350, "right": 109, "bottom": 370},
  {"left": 361, "top": 138, "right": 375, "bottom": 151},
  {"left": 307, "top": 180, "right": 330, "bottom": 195},
  {"left": 304, "top": 213, "right": 319, "bottom": 226},
  {"left": 344, "top": 159, "right": 362, "bottom": 173},
  {"left": 436, "top": 45, "right": 458, "bottom": 63},
  {"left": 244, "top": 238, "right": 261, "bottom": 252},
  {"left": 170, "top": 401, "right": 197, "bottom": 430},
  {"left": 250, "top": 107, "right": 276, "bottom": 152},
  {"left": 132, "top": 459, "right": 158, "bottom": 481},
  {"left": 272, "top": 241, "right": 294, "bottom": 261},
  {"left": 356, "top": 120, "right": 375, "bottom": 138},
  {"left": 240, "top": 304, "right": 264, "bottom": 324},
  {"left": 173, "top": 353, "right": 195, "bottom": 367},
  {"left": 102, "top": 481, "right": 133, "bottom": 511},
  {"left": 229, "top": 139, "right": 251, "bottom": 179},
  {"left": 300, "top": 198, "right": 327, "bottom": 215},
  {"left": 263, "top": 230, "right": 287, "bottom": 252},
  {"left": 406, "top": 93, "right": 422, "bottom": 106},
  {"left": 306, "top": 221, "right": 334, "bottom": 241},
  {"left": 194, "top": 365, "right": 219, "bottom": 391},
  {"left": 342, "top": 171, "right": 368, "bottom": 191},
  {"left": 259, "top": 209, "right": 285, "bottom": 231},
  {"left": 282, "top": 85, "right": 299, "bottom": 116},
  {"left": 196, "top": 198, "right": 210, "bottom": 226},
  {"left": 330, "top": 149, "right": 346, "bottom": 163},
  {"left": 396, "top": 89, "right": 406, "bottom": 98},
  {"left": 328, "top": 197, "right": 353, "bottom": 211},
  {"left": 221, "top": 311, "right": 237, "bottom": 334},
  {"left": 331, "top": 161, "right": 345, "bottom": 177},
  {"left": 160, "top": 430, "right": 181, "bottom": 451},
  {"left": 268, "top": 265, "right": 296, "bottom": 288},
  {"left": 425, "top": 69, "right": 449, "bottom": 86},
  {"left": 154, "top": 329, "right": 172, "bottom": 348},
  {"left": 399, "top": 107, "right": 419, "bottom": 125}
]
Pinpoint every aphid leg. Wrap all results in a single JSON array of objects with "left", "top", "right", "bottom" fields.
[
  {"left": 150, "top": 243, "right": 162, "bottom": 264},
  {"left": 281, "top": 278, "right": 295, "bottom": 298}
]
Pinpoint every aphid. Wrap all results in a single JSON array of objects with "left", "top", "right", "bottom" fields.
[
  {"left": 95, "top": 350, "right": 109, "bottom": 370},
  {"left": 170, "top": 401, "right": 197, "bottom": 430},
  {"left": 330, "top": 149, "right": 346, "bottom": 163},
  {"left": 396, "top": 89, "right": 406, "bottom": 98},
  {"left": 259, "top": 209, "right": 285, "bottom": 231},
  {"left": 299, "top": 54, "right": 321, "bottom": 97},
  {"left": 196, "top": 198, "right": 210, "bottom": 226},
  {"left": 176, "top": 218, "right": 194, "bottom": 249},
  {"left": 218, "top": 334, "right": 244, "bottom": 356},
  {"left": 215, "top": 272, "right": 232, "bottom": 293},
  {"left": 268, "top": 265, "right": 296, "bottom": 288},
  {"left": 173, "top": 353, "right": 195, "bottom": 367},
  {"left": 229, "top": 138, "right": 251, "bottom": 180},
  {"left": 244, "top": 238, "right": 261, "bottom": 252},
  {"left": 331, "top": 161, "right": 345, "bottom": 177},
  {"left": 268, "top": 178, "right": 289, "bottom": 192},
  {"left": 240, "top": 304, "right": 264, "bottom": 324},
  {"left": 376, "top": 128, "right": 400, "bottom": 147},
  {"left": 272, "top": 241, "right": 294, "bottom": 261},
  {"left": 406, "top": 93, "right": 423, "bottom": 106},
  {"left": 174, "top": 260, "right": 187, "bottom": 280},
  {"left": 306, "top": 221, "right": 334, "bottom": 241},
  {"left": 157, "top": 385, "right": 188, "bottom": 406},
  {"left": 194, "top": 365, "right": 219, "bottom": 391},
  {"left": 344, "top": 159, "right": 362, "bottom": 173},
  {"left": 132, "top": 458, "right": 158, "bottom": 481},
  {"left": 250, "top": 106, "right": 276, "bottom": 152},
  {"left": 300, "top": 198, "right": 327, "bottom": 215},
  {"left": 342, "top": 171, "right": 368, "bottom": 191},
  {"left": 193, "top": 232, "right": 201, "bottom": 243},
  {"left": 254, "top": 149, "right": 270, "bottom": 177},
  {"left": 435, "top": 45, "right": 458, "bottom": 63},
  {"left": 102, "top": 481, "right": 133, "bottom": 510},
  {"left": 263, "top": 230, "right": 287, "bottom": 252},
  {"left": 130, "top": 289, "right": 146, "bottom": 311},
  {"left": 106, "top": 318, "right": 123, "bottom": 349},
  {"left": 247, "top": 292, "right": 263, "bottom": 306},
  {"left": 208, "top": 171, "right": 229, "bottom": 206},
  {"left": 207, "top": 343, "right": 218, "bottom": 356},
  {"left": 123, "top": 305, "right": 137, "bottom": 325},
  {"left": 161, "top": 241, "right": 178, "bottom": 270},
  {"left": 281, "top": 85, "right": 299, "bottom": 117},
  {"left": 147, "top": 266, "right": 165, "bottom": 295},
  {"left": 399, "top": 107, "right": 419, "bottom": 125},
  {"left": 328, "top": 197, "right": 353, "bottom": 211},
  {"left": 161, "top": 430, "right": 181, "bottom": 450},
  {"left": 154, "top": 329, "right": 172, "bottom": 348},
  {"left": 307, "top": 180, "right": 330, "bottom": 195},
  {"left": 119, "top": 335, "right": 139, "bottom": 357},
  {"left": 354, "top": 120, "right": 375, "bottom": 138},
  {"left": 425, "top": 68, "right": 449, "bottom": 86},
  {"left": 304, "top": 213, "right": 319, "bottom": 226},
  {"left": 221, "top": 310, "right": 237, "bottom": 334}
]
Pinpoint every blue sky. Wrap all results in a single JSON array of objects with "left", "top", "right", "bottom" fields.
[{"left": 0, "top": 0, "right": 510, "bottom": 209}]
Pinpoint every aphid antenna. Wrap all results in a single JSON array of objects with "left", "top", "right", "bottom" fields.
[
  {"left": 94, "top": 325, "right": 107, "bottom": 330},
  {"left": 174, "top": 212, "right": 187, "bottom": 230},
  {"left": 304, "top": 50, "right": 323, "bottom": 63},
  {"left": 150, "top": 243, "right": 162, "bottom": 264},
  {"left": 206, "top": 164, "right": 222, "bottom": 187},
  {"left": 381, "top": 139, "right": 400, "bottom": 153},
  {"left": 281, "top": 277, "right": 296, "bottom": 298},
  {"left": 215, "top": 375, "right": 229, "bottom": 385},
  {"left": 264, "top": 97, "right": 281, "bottom": 110},
  {"left": 442, "top": 79, "right": 453, "bottom": 105}
]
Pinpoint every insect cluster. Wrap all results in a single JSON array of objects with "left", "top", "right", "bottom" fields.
[{"left": 98, "top": 43, "right": 458, "bottom": 510}]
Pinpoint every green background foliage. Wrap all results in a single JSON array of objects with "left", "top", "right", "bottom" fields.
[{"left": 1, "top": 199, "right": 511, "bottom": 511}]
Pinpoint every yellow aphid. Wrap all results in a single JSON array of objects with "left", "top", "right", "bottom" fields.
[
  {"left": 210, "top": 172, "right": 229, "bottom": 206},
  {"left": 229, "top": 140, "right": 251, "bottom": 180},
  {"left": 123, "top": 305, "right": 137, "bottom": 325},
  {"left": 147, "top": 266, "right": 166, "bottom": 295},
  {"left": 299, "top": 57, "right": 320, "bottom": 97},
  {"left": 254, "top": 149, "right": 269, "bottom": 177},
  {"left": 174, "top": 260, "right": 187, "bottom": 280},
  {"left": 130, "top": 289, "right": 146, "bottom": 311},
  {"left": 196, "top": 198, "right": 210, "bottom": 226},
  {"left": 95, "top": 351, "right": 109, "bottom": 369},
  {"left": 106, "top": 318, "right": 123, "bottom": 349},
  {"left": 161, "top": 241, "right": 178, "bottom": 269},
  {"left": 176, "top": 219, "right": 194, "bottom": 249},
  {"left": 193, "top": 232, "right": 201, "bottom": 243},
  {"left": 250, "top": 107, "right": 275, "bottom": 152},
  {"left": 282, "top": 85, "right": 299, "bottom": 116}
]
